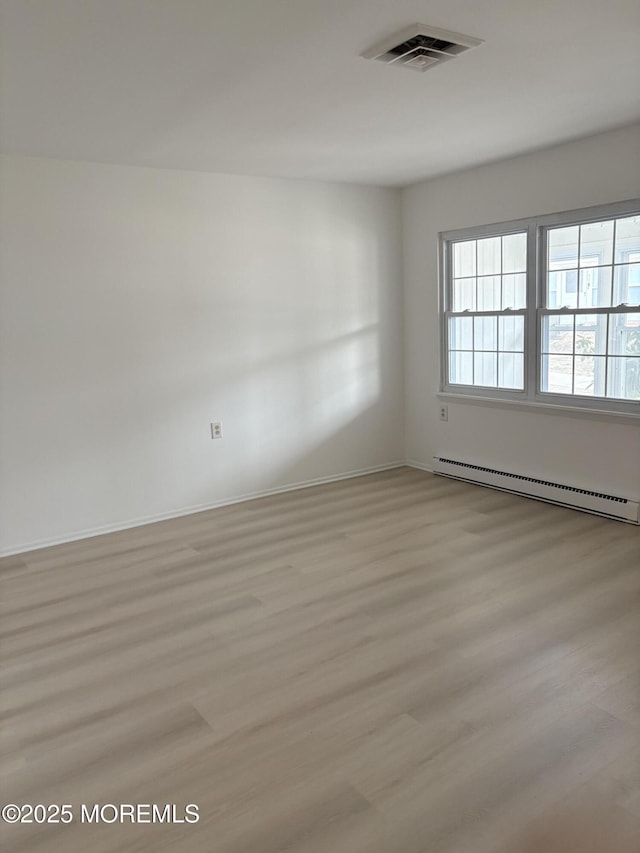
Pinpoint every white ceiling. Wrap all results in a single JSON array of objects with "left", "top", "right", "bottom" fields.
[{"left": 1, "top": 0, "right": 639, "bottom": 187}]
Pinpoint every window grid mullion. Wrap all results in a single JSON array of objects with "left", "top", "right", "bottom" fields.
[
  {"left": 576, "top": 224, "right": 582, "bottom": 309},
  {"left": 539, "top": 306, "right": 635, "bottom": 316},
  {"left": 605, "top": 313, "right": 610, "bottom": 396},
  {"left": 500, "top": 236, "right": 504, "bottom": 311},
  {"left": 528, "top": 223, "right": 539, "bottom": 400},
  {"left": 611, "top": 218, "right": 617, "bottom": 305},
  {"left": 571, "top": 315, "right": 576, "bottom": 395},
  {"left": 475, "top": 239, "right": 479, "bottom": 312},
  {"left": 447, "top": 310, "right": 526, "bottom": 317},
  {"left": 471, "top": 310, "right": 475, "bottom": 385}
]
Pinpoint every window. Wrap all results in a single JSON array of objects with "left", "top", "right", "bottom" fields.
[
  {"left": 440, "top": 200, "right": 640, "bottom": 415},
  {"left": 448, "top": 231, "right": 527, "bottom": 391}
]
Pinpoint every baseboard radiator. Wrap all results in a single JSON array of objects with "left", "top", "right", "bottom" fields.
[{"left": 432, "top": 457, "right": 640, "bottom": 524}]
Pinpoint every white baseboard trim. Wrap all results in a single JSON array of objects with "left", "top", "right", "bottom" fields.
[
  {"left": 1, "top": 461, "right": 408, "bottom": 558},
  {"left": 405, "top": 459, "right": 434, "bottom": 473}
]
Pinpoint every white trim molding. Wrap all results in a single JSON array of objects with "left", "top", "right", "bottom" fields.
[{"left": 1, "top": 461, "right": 406, "bottom": 558}]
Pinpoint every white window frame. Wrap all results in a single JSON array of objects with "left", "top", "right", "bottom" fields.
[{"left": 439, "top": 198, "right": 640, "bottom": 418}]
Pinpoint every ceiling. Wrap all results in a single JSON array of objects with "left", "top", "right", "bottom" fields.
[{"left": 1, "top": 0, "right": 639, "bottom": 187}]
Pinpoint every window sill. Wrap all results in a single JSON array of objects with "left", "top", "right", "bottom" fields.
[{"left": 437, "top": 391, "right": 640, "bottom": 424}]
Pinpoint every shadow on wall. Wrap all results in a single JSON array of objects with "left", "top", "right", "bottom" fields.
[
  {"left": 221, "top": 322, "right": 383, "bottom": 482},
  {"left": 147, "top": 189, "right": 396, "bottom": 506},
  {"left": 215, "top": 186, "right": 398, "bottom": 494},
  {"left": 200, "top": 189, "right": 399, "bottom": 499}
]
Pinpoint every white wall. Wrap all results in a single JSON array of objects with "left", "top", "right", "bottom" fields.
[
  {"left": 403, "top": 124, "right": 640, "bottom": 498},
  {"left": 3, "top": 125, "right": 638, "bottom": 555},
  {"left": 0, "top": 156, "right": 404, "bottom": 554}
]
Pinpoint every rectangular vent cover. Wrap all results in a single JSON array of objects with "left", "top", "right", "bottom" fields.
[
  {"left": 362, "top": 24, "right": 483, "bottom": 73},
  {"left": 432, "top": 457, "right": 640, "bottom": 524}
]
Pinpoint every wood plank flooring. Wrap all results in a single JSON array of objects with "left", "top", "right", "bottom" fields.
[{"left": 1, "top": 467, "right": 639, "bottom": 852}]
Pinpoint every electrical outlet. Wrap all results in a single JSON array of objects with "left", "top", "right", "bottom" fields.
[
  {"left": 439, "top": 405, "right": 448, "bottom": 422},
  {"left": 210, "top": 421, "right": 223, "bottom": 439}
]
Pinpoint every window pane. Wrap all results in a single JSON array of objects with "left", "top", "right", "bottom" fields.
[
  {"left": 547, "top": 272, "right": 560, "bottom": 309},
  {"left": 548, "top": 225, "right": 579, "bottom": 267},
  {"left": 477, "top": 237, "right": 501, "bottom": 275},
  {"left": 502, "top": 274, "right": 526, "bottom": 309},
  {"left": 580, "top": 220, "right": 613, "bottom": 267},
  {"left": 474, "top": 352, "right": 497, "bottom": 386},
  {"left": 607, "top": 358, "right": 640, "bottom": 400},
  {"left": 614, "top": 215, "right": 640, "bottom": 263},
  {"left": 477, "top": 276, "right": 501, "bottom": 311},
  {"left": 499, "top": 315, "right": 524, "bottom": 352},
  {"left": 474, "top": 316, "right": 497, "bottom": 350},
  {"left": 579, "top": 266, "right": 612, "bottom": 308},
  {"left": 574, "top": 355, "right": 606, "bottom": 397},
  {"left": 548, "top": 269, "right": 577, "bottom": 309},
  {"left": 448, "top": 316, "right": 473, "bottom": 350},
  {"left": 453, "top": 277, "right": 476, "bottom": 311},
  {"left": 542, "top": 315, "right": 574, "bottom": 354},
  {"left": 575, "top": 314, "right": 606, "bottom": 356},
  {"left": 613, "top": 263, "right": 640, "bottom": 305},
  {"left": 608, "top": 313, "right": 640, "bottom": 356},
  {"left": 498, "top": 353, "right": 524, "bottom": 389},
  {"left": 453, "top": 241, "right": 476, "bottom": 277},
  {"left": 502, "top": 233, "right": 527, "bottom": 273},
  {"left": 542, "top": 354, "right": 573, "bottom": 394},
  {"left": 449, "top": 351, "right": 473, "bottom": 385}
]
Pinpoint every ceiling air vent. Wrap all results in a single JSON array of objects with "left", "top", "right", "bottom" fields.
[{"left": 361, "top": 23, "right": 483, "bottom": 73}]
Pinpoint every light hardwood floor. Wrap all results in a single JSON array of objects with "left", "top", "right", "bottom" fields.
[{"left": 1, "top": 467, "right": 639, "bottom": 852}]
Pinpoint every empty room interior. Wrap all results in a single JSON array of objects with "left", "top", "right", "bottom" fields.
[{"left": 1, "top": 2, "right": 640, "bottom": 852}]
